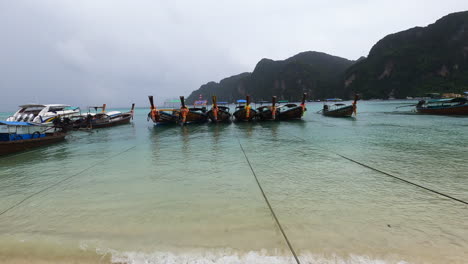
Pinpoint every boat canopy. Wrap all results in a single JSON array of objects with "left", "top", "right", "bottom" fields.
[
  {"left": 0, "top": 121, "right": 37, "bottom": 126},
  {"left": 217, "top": 101, "right": 228, "bottom": 104},
  {"left": 325, "top": 98, "right": 343, "bottom": 102},
  {"left": 19, "top": 104, "right": 71, "bottom": 108},
  {"left": 18, "top": 104, "right": 46, "bottom": 108},
  {"left": 237, "top": 99, "right": 247, "bottom": 103}
]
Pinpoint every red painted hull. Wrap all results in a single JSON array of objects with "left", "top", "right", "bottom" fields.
[
  {"left": 416, "top": 104, "right": 468, "bottom": 115},
  {"left": 0, "top": 133, "right": 66, "bottom": 156}
]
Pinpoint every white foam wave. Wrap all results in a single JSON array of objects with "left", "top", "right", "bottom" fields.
[{"left": 98, "top": 249, "right": 410, "bottom": 264}]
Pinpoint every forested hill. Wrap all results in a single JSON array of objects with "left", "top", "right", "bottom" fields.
[
  {"left": 187, "top": 11, "right": 468, "bottom": 103},
  {"left": 344, "top": 11, "right": 468, "bottom": 99},
  {"left": 187, "top": 51, "right": 355, "bottom": 103}
]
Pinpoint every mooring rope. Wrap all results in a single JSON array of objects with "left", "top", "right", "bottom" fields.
[
  {"left": 236, "top": 137, "right": 302, "bottom": 264},
  {"left": 0, "top": 146, "right": 136, "bottom": 217},
  {"left": 286, "top": 132, "right": 468, "bottom": 206}
]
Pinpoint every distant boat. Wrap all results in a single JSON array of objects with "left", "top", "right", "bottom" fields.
[
  {"left": 0, "top": 121, "right": 66, "bottom": 156},
  {"left": 148, "top": 96, "right": 179, "bottom": 125},
  {"left": 416, "top": 98, "right": 468, "bottom": 115},
  {"left": 322, "top": 95, "right": 359, "bottom": 117},
  {"left": 256, "top": 96, "right": 278, "bottom": 121},
  {"left": 233, "top": 95, "right": 257, "bottom": 122},
  {"left": 7, "top": 104, "right": 80, "bottom": 123},
  {"left": 179, "top": 96, "right": 208, "bottom": 125},
  {"left": 277, "top": 93, "right": 307, "bottom": 120},
  {"left": 74, "top": 104, "right": 135, "bottom": 129},
  {"left": 207, "top": 96, "right": 231, "bottom": 123}
]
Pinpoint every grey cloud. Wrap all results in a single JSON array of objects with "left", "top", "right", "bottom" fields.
[{"left": 1, "top": 0, "right": 467, "bottom": 111}]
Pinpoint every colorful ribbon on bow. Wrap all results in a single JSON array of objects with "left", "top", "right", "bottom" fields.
[
  {"left": 213, "top": 106, "right": 219, "bottom": 121},
  {"left": 180, "top": 107, "right": 189, "bottom": 123}
]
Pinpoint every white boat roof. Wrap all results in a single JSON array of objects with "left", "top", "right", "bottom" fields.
[{"left": 18, "top": 104, "right": 71, "bottom": 108}]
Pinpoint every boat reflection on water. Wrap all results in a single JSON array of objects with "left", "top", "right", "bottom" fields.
[
  {"left": 233, "top": 121, "right": 255, "bottom": 138},
  {"left": 209, "top": 122, "right": 229, "bottom": 152}
]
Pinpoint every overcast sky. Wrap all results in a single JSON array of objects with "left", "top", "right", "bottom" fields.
[{"left": 1, "top": 0, "right": 467, "bottom": 111}]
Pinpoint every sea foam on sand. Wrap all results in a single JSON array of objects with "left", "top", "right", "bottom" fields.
[{"left": 100, "top": 248, "right": 410, "bottom": 264}]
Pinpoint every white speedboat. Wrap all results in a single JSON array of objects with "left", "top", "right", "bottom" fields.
[{"left": 6, "top": 104, "right": 80, "bottom": 123}]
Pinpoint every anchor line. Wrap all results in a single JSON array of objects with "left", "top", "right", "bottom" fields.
[
  {"left": 0, "top": 146, "right": 137, "bottom": 217},
  {"left": 286, "top": 132, "right": 468, "bottom": 206},
  {"left": 236, "top": 137, "right": 302, "bottom": 264}
]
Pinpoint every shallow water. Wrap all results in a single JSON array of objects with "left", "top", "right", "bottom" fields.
[{"left": 0, "top": 101, "right": 467, "bottom": 264}]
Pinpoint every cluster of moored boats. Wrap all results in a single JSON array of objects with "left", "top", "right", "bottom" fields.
[
  {"left": 1, "top": 93, "right": 467, "bottom": 156},
  {"left": 148, "top": 94, "right": 309, "bottom": 125},
  {"left": 1, "top": 104, "right": 135, "bottom": 156}
]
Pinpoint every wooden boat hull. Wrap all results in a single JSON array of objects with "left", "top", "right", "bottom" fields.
[
  {"left": 181, "top": 111, "right": 208, "bottom": 124},
  {"left": 278, "top": 106, "right": 305, "bottom": 120},
  {"left": 256, "top": 108, "right": 277, "bottom": 121},
  {"left": 90, "top": 113, "right": 132, "bottom": 128},
  {"left": 0, "top": 133, "right": 66, "bottom": 156},
  {"left": 323, "top": 105, "right": 354, "bottom": 117},
  {"left": 416, "top": 104, "right": 468, "bottom": 115},
  {"left": 233, "top": 109, "right": 257, "bottom": 122},
  {"left": 74, "top": 112, "right": 133, "bottom": 129},
  {"left": 149, "top": 111, "right": 178, "bottom": 125},
  {"left": 207, "top": 109, "right": 231, "bottom": 122}
]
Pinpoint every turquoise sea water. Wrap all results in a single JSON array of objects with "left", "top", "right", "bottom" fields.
[{"left": 0, "top": 100, "right": 467, "bottom": 264}]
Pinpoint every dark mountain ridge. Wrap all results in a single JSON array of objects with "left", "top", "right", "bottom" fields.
[
  {"left": 187, "top": 51, "right": 354, "bottom": 103},
  {"left": 345, "top": 11, "right": 468, "bottom": 98},
  {"left": 188, "top": 11, "right": 468, "bottom": 103}
]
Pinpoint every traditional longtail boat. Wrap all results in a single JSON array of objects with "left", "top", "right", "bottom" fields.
[
  {"left": 256, "top": 96, "right": 279, "bottom": 121},
  {"left": 0, "top": 121, "right": 66, "bottom": 156},
  {"left": 233, "top": 95, "right": 257, "bottom": 122},
  {"left": 322, "top": 95, "right": 359, "bottom": 117},
  {"left": 277, "top": 93, "right": 307, "bottom": 120},
  {"left": 179, "top": 96, "right": 208, "bottom": 125},
  {"left": 148, "top": 96, "right": 179, "bottom": 125},
  {"left": 207, "top": 96, "right": 231, "bottom": 122},
  {"left": 74, "top": 104, "right": 135, "bottom": 129},
  {"left": 416, "top": 98, "right": 468, "bottom": 115}
]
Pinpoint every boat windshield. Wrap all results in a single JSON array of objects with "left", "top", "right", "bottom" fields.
[
  {"left": 49, "top": 106, "right": 67, "bottom": 113},
  {"left": 19, "top": 107, "right": 43, "bottom": 115}
]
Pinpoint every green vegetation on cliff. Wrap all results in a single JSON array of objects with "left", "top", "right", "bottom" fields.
[
  {"left": 188, "top": 11, "right": 468, "bottom": 102},
  {"left": 345, "top": 11, "right": 468, "bottom": 99},
  {"left": 187, "top": 51, "right": 354, "bottom": 103}
]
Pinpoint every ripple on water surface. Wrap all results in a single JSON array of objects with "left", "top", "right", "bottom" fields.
[{"left": 0, "top": 102, "right": 467, "bottom": 264}]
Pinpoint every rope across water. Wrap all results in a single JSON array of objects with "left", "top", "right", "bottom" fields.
[
  {"left": 286, "top": 132, "right": 468, "bottom": 206},
  {"left": 0, "top": 146, "right": 136, "bottom": 217},
  {"left": 236, "top": 136, "right": 302, "bottom": 264}
]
